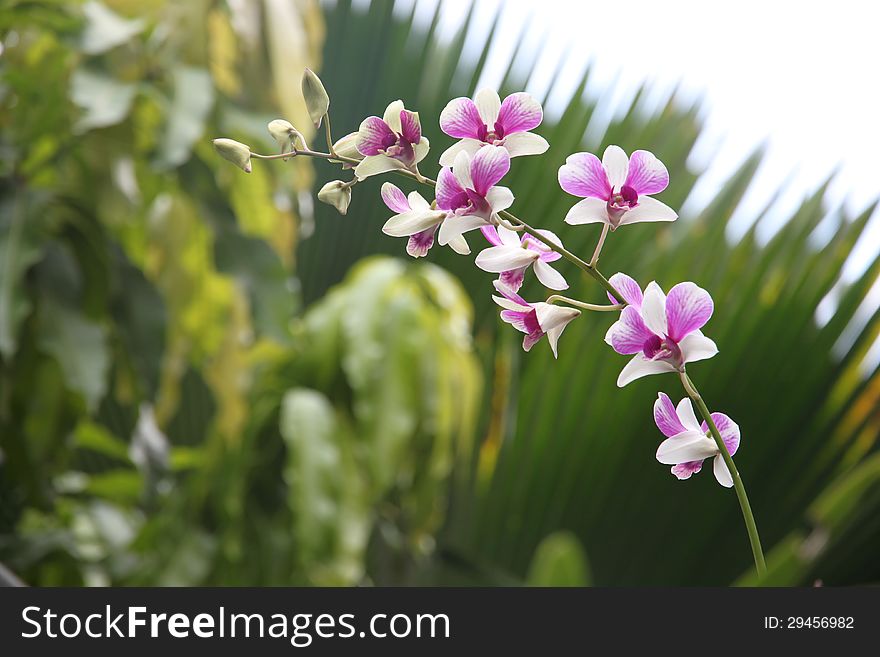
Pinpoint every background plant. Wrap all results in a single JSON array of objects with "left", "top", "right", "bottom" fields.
[{"left": 1, "top": 0, "right": 878, "bottom": 586}]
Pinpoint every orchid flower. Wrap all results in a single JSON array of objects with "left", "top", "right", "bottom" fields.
[
  {"left": 492, "top": 282, "right": 579, "bottom": 357},
  {"left": 559, "top": 146, "right": 677, "bottom": 229},
  {"left": 438, "top": 89, "right": 549, "bottom": 166},
  {"left": 653, "top": 392, "right": 741, "bottom": 488},
  {"left": 435, "top": 145, "right": 514, "bottom": 254},
  {"left": 379, "top": 182, "right": 460, "bottom": 257},
  {"left": 475, "top": 225, "right": 568, "bottom": 291},
  {"left": 355, "top": 100, "right": 429, "bottom": 180},
  {"left": 604, "top": 273, "right": 718, "bottom": 387}
]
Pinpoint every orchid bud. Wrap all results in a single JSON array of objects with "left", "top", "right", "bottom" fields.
[
  {"left": 267, "top": 119, "right": 305, "bottom": 160},
  {"left": 331, "top": 132, "right": 363, "bottom": 167},
  {"left": 213, "top": 138, "right": 252, "bottom": 173},
  {"left": 317, "top": 180, "right": 352, "bottom": 215},
  {"left": 302, "top": 68, "right": 330, "bottom": 128}
]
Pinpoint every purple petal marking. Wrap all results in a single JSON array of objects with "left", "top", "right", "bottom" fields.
[
  {"left": 606, "top": 272, "right": 644, "bottom": 307},
  {"left": 481, "top": 225, "right": 503, "bottom": 246},
  {"left": 665, "top": 282, "right": 714, "bottom": 342},
  {"left": 526, "top": 229, "right": 563, "bottom": 262},
  {"left": 654, "top": 392, "right": 687, "bottom": 438},
  {"left": 399, "top": 109, "right": 421, "bottom": 144},
  {"left": 406, "top": 226, "right": 436, "bottom": 258},
  {"left": 624, "top": 150, "right": 669, "bottom": 196},
  {"left": 702, "top": 413, "right": 741, "bottom": 457},
  {"left": 496, "top": 92, "right": 543, "bottom": 135},
  {"left": 439, "top": 97, "right": 484, "bottom": 139},
  {"left": 380, "top": 183, "right": 411, "bottom": 213},
  {"left": 493, "top": 279, "right": 529, "bottom": 307},
  {"left": 356, "top": 116, "right": 397, "bottom": 156},
  {"left": 435, "top": 167, "right": 466, "bottom": 211},
  {"left": 470, "top": 145, "right": 510, "bottom": 196},
  {"left": 608, "top": 306, "right": 655, "bottom": 355},
  {"left": 522, "top": 329, "right": 544, "bottom": 352},
  {"left": 671, "top": 461, "right": 704, "bottom": 480},
  {"left": 499, "top": 267, "right": 527, "bottom": 292},
  {"left": 558, "top": 152, "right": 612, "bottom": 200}
]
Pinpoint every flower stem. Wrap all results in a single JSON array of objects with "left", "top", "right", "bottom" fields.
[
  {"left": 324, "top": 114, "right": 336, "bottom": 157},
  {"left": 546, "top": 295, "right": 622, "bottom": 312},
  {"left": 590, "top": 224, "right": 609, "bottom": 267},
  {"left": 679, "top": 371, "right": 767, "bottom": 576}
]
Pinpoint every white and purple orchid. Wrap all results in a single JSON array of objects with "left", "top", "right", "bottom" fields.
[
  {"left": 475, "top": 225, "right": 567, "bottom": 291},
  {"left": 492, "top": 282, "right": 579, "bottom": 357},
  {"left": 435, "top": 145, "right": 514, "bottom": 254},
  {"left": 653, "top": 392, "right": 741, "bottom": 488},
  {"left": 379, "top": 182, "right": 451, "bottom": 257},
  {"left": 559, "top": 146, "right": 677, "bottom": 229},
  {"left": 438, "top": 89, "right": 549, "bottom": 166},
  {"left": 355, "top": 100, "right": 429, "bottom": 180},
  {"left": 604, "top": 273, "right": 718, "bottom": 387}
]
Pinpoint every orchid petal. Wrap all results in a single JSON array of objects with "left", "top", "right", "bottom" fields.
[
  {"left": 558, "top": 152, "right": 612, "bottom": 199},
  {"left": 485, "top": 186, "right": 514, "bottom": 213},
  {"left": 641, "top": 282, "right": 668, "bottom": 337},
  {"left": 412, "top": 136, "right": 430, "bottom": 165},
  {"left": 675, "top": 398, "right": 703, "bottom": 433},
  {"left": 354, "top": 154, "right": 404, "bottom": 180},
  {"left": 380, "top": 182, "right": 410, "bottom": 214},
  {"left": 564, "top": 198, "right": 610, "bottom": 226},
  {"left": 474, "top": 88, "right": 501, "bottom": 126},
  {"left": 654, "top": 392, "right": 687, "bottom": 438},
  {"left": 452, "top": 150, "right": 474, "bottom": 190},
  {"left": 605, "top": 306, "right": 654, "bottom": 355},
  {"left": 356, "top": 116, "right": 396, "bottom": 156},
  {"left": 533, "top": 260, "right": 568, "bottom": 290},
  {"left": 481, "top": 225, "right": 504, "bottom": 246},
  {"left": 602, "top": 145, "right": 629, "bottom": 190},
  {"left": 671, "top": 461, "right": 704, "bottom": 480},
  {"left": 679, "top": 330, "right": 719, "bottom": 364},
  {"left": 438, "top": 213, "right": 486, "bottom": 246},
  {"left": 496, "top": 225, "right": 522, "bottom": 247},
  {"left": 438, "top": 138, "right": 482, "bottom": 167},
  {"left": 705, "top": 412, "right": 741, "bottom": 457},
  {"left": 406, "top": 226, "right": 437, "bottom": 258},
  {"left": 475, "top": 245, "right": 538, "bottom": 273},
  {"left": 440, "top": 97, "right": 484, "bottom": 139},
  {"left": 607, "top": 272, "right": 643, "bottom": 307},
  {"left": 446, "top": 233, "right": 471, "bottom": 256},
  {"left": 435, "top": 167, "right": 464, "bottom": 209},
  {"left": 624, "top": 150, "right": 669, "bottom": 196},
  {"left": 382, "top": 209, "right": 446, "bottom": 237},
  {"left": 666, "top": 282, "right": 714, "bottom": 341},
  {"left": 499, "top": 267, "right": 527, "bottom": 292},
  {"left": 406, "top": 191, "right": 431, "bottom": 212},
  {"left": 502, "top": 131, "right": 549, "bottom": 158},
  {"left": 617, "top": 355, "right": 676, "bottom": 387},
  {"left": 382, "top": 100, "right": 404, "bottom": 133},
  {"left": 712, "top": 455, "right": 734, "bottom": 488},
  {"left": 399, "top": 109, "right": 422, "bottom": 145},
  {"left": 497, "top": 92, "right": 543, "bottom": 134},
  {"left": 471, "top": 145, "right": 510, "bottom": 196},
  {"left": 618, "top": 196, "right": 678, "bottom": 225},
  {"left": 656, "top": 432, "right": 718, "bottom": 465}
]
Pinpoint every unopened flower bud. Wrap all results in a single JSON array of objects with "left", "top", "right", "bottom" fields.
[
  {"left": 213, "top": 138, "right": 252, "bottom": 173},
  {"left": 267, "top": 119, "right": 305, "bottom": 160},
  {"left": 302, "top": 68, "right": 330, "bottom": 128},
  {"left": 317, "top": 180, "right": 352, "bottom": 215},
  {"left": 332, "top": 132, "right": 363, "bottom": 167}
]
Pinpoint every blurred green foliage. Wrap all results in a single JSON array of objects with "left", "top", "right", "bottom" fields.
[{"left": 1, "top": 0, "right": 879, "bottom": 587}]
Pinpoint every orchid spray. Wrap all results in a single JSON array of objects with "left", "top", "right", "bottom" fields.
[{"left": 214, "top": 70, "right": 767, "bottom": 576}]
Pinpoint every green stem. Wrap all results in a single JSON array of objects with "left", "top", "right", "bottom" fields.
[
  {"left": 590, "top": 223, "right": 610, "bottom": 267},
  {"left": 680, "top": 371, "right": 767, "bottom": 576},
  {"left": 546, "top": 295, "right": 622, "bottom": 312},
  {"left": 324, "top": 114, "right": 336, "bottom": 157}
]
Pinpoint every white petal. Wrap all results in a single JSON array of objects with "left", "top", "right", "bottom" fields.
[
  {"left": 656, "top": 432, "right": 718, "bottom": 465},
  {"left": 603, "top": 145, "right": 629, "bottom": 190},
  {"left": 412, "top": 136, "right": 430, "bottom": 165},
  {"left": 533, "top": 259, "right": 568, "bottom": 290},
  {"left": 474, "top": 88, "right": 501, "bottom": 126},
  {"left": 641, "top": 281, "right": 668, "bottom": 336},
  {"left": 679, "top": 330, "right": 719, "bottom": 364},
  {"left": 407, "top": 191, "right": 431, "bottom": 211},
  {"left": 439, "top": 139, "right": 482, "bottom": 167},
  {"left": 713, "top": 454, "right": 734, "bottom": 488},
  {"left": 675, "top": 398, "right": 702, "bottom": 433},
  {"left": 382, "top": 210, "right": 446, "bottom": 237},
  {"left": 564, "top": 198, "right": 610, "bottom": 226},
  {"left": 503, "top": 132, "right": 549, "bottom": 158},
  {"left": 447, "top": 233, "right": 471, "bottom": 255},
  {"left": 475, "top": 245, "right": 538, "bottom": 273},
  {"left": 493, "top": 295, "right": 531, "bottom": 312},
  {"left": 486, "top": 186, "right": 514, "bottom": 213},
  {"left": 438, "top": 214, "right": 486, "bottom": 246},
  {"left": 383, "top": 100, "right": 404, "bottom": 133},
  {"left": 534, "top": 303, "right": 579, "bottom": 332},
  {"left": 619, "top": 196, "right": 678, "bottom": 225},
  {"left": 354, "top": 154, "right": 404, "bottom": 180},
  {"left": 617, "top": 355, "right": 676, "bottom": 387},
  {"left": 496, "top": 225, "right": 522, "bottom": 247},
  {"left": 452, "top": 150, "right": 474, "bottom": 190}
]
